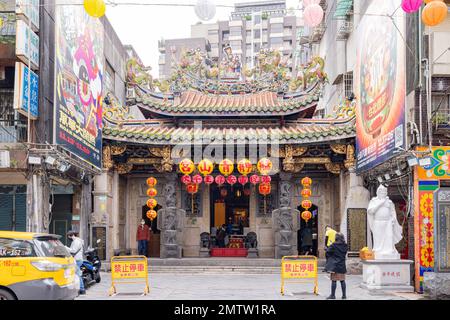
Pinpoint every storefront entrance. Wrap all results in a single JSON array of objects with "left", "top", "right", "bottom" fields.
[{"left": 297, "top": 204, "right": 319, "bottom": 257}]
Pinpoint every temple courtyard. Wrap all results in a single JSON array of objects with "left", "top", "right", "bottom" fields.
[{"left": 76, "top": 271, "right": 423, "bottom": 300}]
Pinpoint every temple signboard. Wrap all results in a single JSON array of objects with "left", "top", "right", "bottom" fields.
[{"left": 347, "top": 208, "right": 367, "bottom": 255}]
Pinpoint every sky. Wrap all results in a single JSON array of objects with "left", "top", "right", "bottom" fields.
[{"left": 106, "top": 0, "right": 301, "bottom": 77}]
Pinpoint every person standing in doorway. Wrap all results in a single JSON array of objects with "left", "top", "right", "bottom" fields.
[
  {"left": 66, "top": 231, "right": 85, "bottom": 295},
  {"left": 325, "top": 233, "right": 348, "bottom": 299},
  {"left": 300, "top": 226, "right": 313, "bottom": 255},
  {"left": 324, "top": 225, "right": 337, "bottom": 250},
  {"left": 136, "top": 219, "right": 150, "bottom": 257}
]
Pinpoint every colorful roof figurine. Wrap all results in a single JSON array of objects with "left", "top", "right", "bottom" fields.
[{"left": 125, "top": 48, "right": 328, "bottom": 118}]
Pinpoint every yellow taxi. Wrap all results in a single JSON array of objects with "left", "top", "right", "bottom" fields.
[{"left": 0, "top": 231, "right": 79, "bottom": 300}]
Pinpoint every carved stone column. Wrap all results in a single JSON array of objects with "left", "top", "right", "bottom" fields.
[
  {"left": 272, "top": 172, "right": 300, "bottom": 258},
  {"left": 157, "top": 173, "right": 185, "bottom": 258}
]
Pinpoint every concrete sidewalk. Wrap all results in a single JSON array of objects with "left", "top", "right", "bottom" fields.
[{"left": 76, "top": 272, "right": 424, "bottom": 300}]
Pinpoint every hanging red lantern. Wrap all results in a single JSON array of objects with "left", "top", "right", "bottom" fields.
[
  {"left": 301, "top": 199, "right": 313, "bottom": 210},
  {"left": 261, "top": 175, "right": 272, "bottom": 184},
  {"left": 192, "top": 174, "right": 203, "bottom": 184},
  {"left": 237, "top": 159, "right": 253, "bottom": 176},
  {"left": 215, "top": 175, "right": 226, "bottom": 185},
  {"left": 179, "top": 158, "right": 195, "bottom": 175},
  {"left": 146, "top": 177, "right": 157, "bottom": 187},
  {"left": 259, "top": 183, "right": 271, "bottom": 195},
  {"left": 301, "top": 210, "right": 312, "bottom": 223},
  {"left": 227, "top": 175, "right": 237, "bottom": 185},
  {"left": 198, "top": 159, "right": 214, "bottom": 176},
  {"left": 220, "top": 188, "right": 228, "bottom": 198},
  {"left": 301, "top": 177, "right": 312, "bottom": 187},
  {"left": 186, "top": 183, "right": 199, "bottom": 194},
  {"left": 181, "top": 175, "right": 192, "bottom": 185},
  {"left": 219, "top": 159, "right": 234, "bottom": 176},
  {"left": 257, "top": 158, "right": 273, "bottom": 175},
  {"left": 301, "top": 188, "right": 312, "bottom": 198},
  {"left": 401, "top": 0, "right": 423, "bottom": 13},
  {"left": 146, "top": 209, "right": 158, "bottom": 220},
  {"left": 146, "top": 198, "right": 157, "bottom": 209},
  {"left": 238, "top": 175, "right": 249, "bottom": 185},
  {"left": 146, "top": 188, "right": 158, "bottom": 197},
  {"left": 249, "top": 174, "right": 260, "bottom": 185},
  {"left": 204, "top": 175, "right": 214, "bottom": 185}
]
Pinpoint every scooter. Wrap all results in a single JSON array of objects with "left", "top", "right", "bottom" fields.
[{"left": 80, "top": 239, "right": 102, "bottom": 288}]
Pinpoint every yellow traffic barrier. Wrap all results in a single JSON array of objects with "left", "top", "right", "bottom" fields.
[
  {"left": 109, "top": 255, "right": 150, "bottom": 296},
  {"left": 281, "top": 255, "right": 318, "bottom": 296}
]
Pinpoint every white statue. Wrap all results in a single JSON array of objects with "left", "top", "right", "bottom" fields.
[{"left": 367, "top": 185, "right": 403, "bottom": 260}]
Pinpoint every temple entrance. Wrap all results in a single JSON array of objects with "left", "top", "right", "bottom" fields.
[
  {"left": 209, "top": 184, "right": 250, "bottom": 256},
  {"left": 141, "top": 204, "right": 161, "bottom": 257},
  {"left": 297, "top": 204, "right": 319, "bottom": 257}
]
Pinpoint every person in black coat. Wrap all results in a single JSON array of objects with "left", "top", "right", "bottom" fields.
[{"left": 324, "top": 232, "right": 348, "bottom": 299}]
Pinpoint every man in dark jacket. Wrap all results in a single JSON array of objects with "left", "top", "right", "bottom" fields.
[
  {"left": 324, "top": 233, "right": 348, "bottom": 299},
  {"left": 216, "top": 224, "right": 227, "bottom": 248}
]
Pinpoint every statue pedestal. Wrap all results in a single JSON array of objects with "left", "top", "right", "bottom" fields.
[
  {"left": 361, "top": 259, "right": 414, "bottom": 292},
  {"left": 199, "top": 247, "right": 210, "bottom": 258},
  {"left": 247, "top": 248, "right": 258, "bottom": 258}
]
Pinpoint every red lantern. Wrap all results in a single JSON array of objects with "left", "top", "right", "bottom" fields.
[
  {"left": 401, "top": 0, "right": 423, "bottom": 14},
  {"left": 179, "top": 158, "right": 195, "bottom": 175},
  {"left": 198, "top": 159, "right": 214, "bottom": 176},
  {"left": 204, "top": 175, "right": 214, "bottom": 185},
  {"left": 146, "top": 188, "right": 158, "bottom": 197},
  {"left": 301, "top": 188, "right": 312, "bottom": 198},
  {"left": 227, "top": 175, "right": 237, "bottom": 185},
  {"left": 237, "top": 159, "right": 253, "bottom": 176},
  {"left": 215, "top": 175, "right": 226, "bottom": 185},
  {"left": 220, "top": 188, "right": 228, "bottom": 198},
  {"left": 301, "top": 210, "right": 312, "bottom": 222},
  {"left": 146, "top": 177, "right": 157, "bottom": 187},
  {"left": 146, "top": 198, "right": 157, "bottom": 209},
  {"left": 186, "top": 183, "right": 199, "bottom": 194},
  {"left": 249, "top": 174, "right": 260, "bottom": 185},
  {"left": 181, "top": 175, "right": 192, "bottom": 185},
  {"left": 257, "top": 158, "right": 273, "bottom": 175},
  {"left": 243, "top": 188, "right": 251, "bottom": 196},
  {"left": 146, "top": 210, "right": 158, "bottom": 220},
  {"left": 192, "top": 174, "right": 203, "bottom": 184},
  {"left": 259, "top": 183, "right": 271, "bottom": 195},
  {"left": 301, "top": 177, "right": 312, "bottom": 187},
  {"left": 301, "top": 199, "right": 312, "bottom": 210},
  {"left": 238, "top": 175, "right": 249, "bottom": 185},
  {"left": 261, "top": 175, "right": 272, "bottom": 184}
]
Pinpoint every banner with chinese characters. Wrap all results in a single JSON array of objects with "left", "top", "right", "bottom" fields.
[
  {"left": 55, "top": 4, "right": 103, "bottom": 169},
  {"left": 355, "top": 0, "right": 406, "bottom": 172},
  {"left": 13, "top": 61, "right": 39, "bottom": 119},
  {"left": 282, "top": 259, "right": 317, "bottom": 279},
  {"left": 414, "top": 146, "right": 450, "bottom": 292},
  {"left": 15, "top": 19, "right": 39, "bottom": 69}
]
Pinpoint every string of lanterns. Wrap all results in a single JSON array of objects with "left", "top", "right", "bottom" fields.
[
  {"left": 401, "top": 0, "right": 448, "bottom": 27},
  {"left": 303, "top": 0, "right": 324, "bottom": 28},
  {"left": 300, "top": 177, "right": 313, "bottom": 223},
  {"left": 145, "top": 177, "right": 158, "bottom": 221}
]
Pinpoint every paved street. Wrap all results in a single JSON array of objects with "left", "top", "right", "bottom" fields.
[{"left": 76, "top": 272, "right": 423, "bottom": 300}]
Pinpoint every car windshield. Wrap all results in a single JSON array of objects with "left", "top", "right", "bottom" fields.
[{"left": 33, "top": 238, "right": 71, "bottom": 258}]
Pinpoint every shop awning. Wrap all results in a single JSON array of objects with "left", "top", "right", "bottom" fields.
[{"left": 334, "top": 0, "right": 353, "bottom": 19}]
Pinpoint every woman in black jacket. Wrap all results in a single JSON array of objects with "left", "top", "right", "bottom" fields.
[{"left": 324, "top": 232, "right": 348, "bottom": 299}]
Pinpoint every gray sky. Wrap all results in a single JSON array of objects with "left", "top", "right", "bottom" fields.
[{"left": 106, "top": 0, "right": 300, "bottom": 77}]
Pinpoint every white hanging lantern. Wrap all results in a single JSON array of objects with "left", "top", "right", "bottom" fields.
[{"left": 195, "top": 0, "right": 216, "bottom": 21}]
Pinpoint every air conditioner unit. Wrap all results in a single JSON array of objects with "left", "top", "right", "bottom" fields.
[{"left": 0, "top": 150, "right": 11, "bottom": 168}]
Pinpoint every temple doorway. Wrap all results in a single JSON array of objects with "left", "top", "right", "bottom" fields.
[
  {"left": 297, "top": 204, "right": 319, "bottom": 257},
  {"left": 209, "top": 184, "right": 250, "bottom": 255},
  {"left": 141, "top": 204, "right": 161, "bottom": 257}
]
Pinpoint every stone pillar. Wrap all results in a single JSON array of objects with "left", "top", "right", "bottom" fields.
[
  {"left": 340, "top": 168, "right": 370, "bottom": 246},
  {"left": 272, "top": 173, "right": 299, "bottom": 259},
  {"left": 27, "top": 174, "right": 51, "bottom": 233},
  {"left": 79, "top": 180, "right": 92, "bottom": 244},
  {"left": 157, "top": 173, "right": 185, "bottom": 258},
  {"left": 111, "top": 171, "right": 120, "bottom": 253}
]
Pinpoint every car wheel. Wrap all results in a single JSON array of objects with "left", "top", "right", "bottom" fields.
[
  {"left": 0, "top": 289, "right": 16, "bottom": 300},
  {"left": 95, "top": 273, "right": 101, "bottom": 283}
]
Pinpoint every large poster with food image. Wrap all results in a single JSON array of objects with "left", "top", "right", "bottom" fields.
[
  {"left": 54, "top": 4, "right": 103, "bottom": 169},
  {"left": 355, "top": 0, "right": 406, "bottom": 172}
]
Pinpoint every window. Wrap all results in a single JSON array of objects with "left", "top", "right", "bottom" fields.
[
  {"left": 254, "top": 30, "right": 261, "bottom": 39},
  {"left": 270, "top": 23, "right": 283, "bottom": 33},
  {"left": 344, "top": 72, "right": 354, "bottom": 99},
  {"left": 104, "top": 61, "right": 115, "bottom": 94},
  {"left": 208, "top": 29, "right": 217, "bottom": 36},
  {"left": 271, "top": 37, "right": 282, "bottom": 45},
  {"left": 33, "top": 238, "right": 71, "bottom": 258},
  {"left": 0, "top": 238, "right": 35, "bottom": 257},
  {"left": 254, "top": 15, "right": 261, "bottom": 24},
  {"left": 230, "top": 26, "right": 242, "bottom": 37}
]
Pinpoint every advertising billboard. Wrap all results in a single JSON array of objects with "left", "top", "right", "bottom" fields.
[
  {"left": 15, "top": 19, "right": 39, "bottom": 69},
  {"left": 55, "top": 4, "right": 104, "bottom": 169},
  {"left": 355, "top": 0, "right": 406, "bottom": 172}
]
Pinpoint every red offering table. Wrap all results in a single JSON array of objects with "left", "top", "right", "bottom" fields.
[{"left": 210, "top": 248, "right": 248, "bottom": 257}]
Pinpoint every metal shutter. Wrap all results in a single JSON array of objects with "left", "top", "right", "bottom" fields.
[
  {"left": 0, "top": 194, "right": 13, "bottom": 230},
  {"left": 15, "top": 194, "right": 27, "bottom": 231}
]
